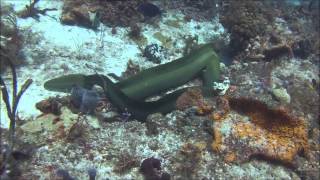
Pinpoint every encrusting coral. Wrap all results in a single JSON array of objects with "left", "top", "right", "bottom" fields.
[
  {"left": 175, "top": 88, "right": 212, "bottom": 115},
  {"left": 211, "top": 97, "right": 309, "bottom": 165}
]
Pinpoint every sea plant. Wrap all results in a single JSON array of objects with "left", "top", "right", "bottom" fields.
[
  {"left": 0, "top": 61, "right": 32, "bottom": 173},
  {"left": 18, "top": 0, "right": 57, "bottom": 20}
]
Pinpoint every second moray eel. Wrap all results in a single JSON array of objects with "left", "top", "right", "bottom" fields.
[{"left": 44, "top": 44, "right": 220, "bottom": 121}]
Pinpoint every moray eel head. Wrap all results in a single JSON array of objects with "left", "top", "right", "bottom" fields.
[{"left": 44, "top": 74, "right": 92, "bottom": 92}]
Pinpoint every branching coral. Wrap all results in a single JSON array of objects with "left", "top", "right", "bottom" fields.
[{"left": 212, "top": 97, "right": 309, "bottom": 165}]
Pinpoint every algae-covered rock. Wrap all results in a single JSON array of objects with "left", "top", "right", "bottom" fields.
[
  {"left": 61, "top": 0, "right": 144, "bottom": 27},
  {"left": 20, "top": 113, "right": 58, "bottom": 133},
  {"left": 86, "top": 115, "right": 101, "bottom": 129},
  {"left": 132, "top": 35, "right": 148, "bottom": 48},
  {"left": 20, "top": 106, "right": 79, "bottom": 144},
  {"left": 153, "top": 32, "right": 172, "bottom": 48},
  {"left": 271, "top": 87, "right": 291, "bottom": 104},
  {"left": 0, "top": 3, "right": 23, "bottom": 71},
  {"left": 60, "top": 4, "right": 100, "bottom": 29}
]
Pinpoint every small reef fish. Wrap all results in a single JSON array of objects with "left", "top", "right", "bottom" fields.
[{"left": 137, "top": 2, "right": 161, "bottom": 17}]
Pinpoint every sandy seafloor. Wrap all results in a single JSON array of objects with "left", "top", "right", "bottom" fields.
[{"left": 0, "top": 0, "right": 319, "bottom": 180}]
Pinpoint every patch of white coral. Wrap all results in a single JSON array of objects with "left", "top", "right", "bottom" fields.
[{"left": 213, "top": 77, "right": 230, "bottom": 95}]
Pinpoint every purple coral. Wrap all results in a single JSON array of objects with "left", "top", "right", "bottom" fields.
[{"left": 140, "top": 157, "right": 171, "bottom": 180}]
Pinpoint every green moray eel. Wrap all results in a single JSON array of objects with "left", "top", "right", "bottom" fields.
[
  {"left": 99, "top": 74, "right": 187, "bottom": 120},
  {"left": 44, "top": 44, "right": 220, "bottom": 121}
]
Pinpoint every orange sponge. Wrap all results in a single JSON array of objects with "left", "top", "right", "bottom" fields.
[{"left": 212, "top": 97, "right": 309, "bottom": 164}]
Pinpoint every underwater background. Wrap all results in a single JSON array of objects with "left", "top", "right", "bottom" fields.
[{"left": 0, "top": 0, "right": 319, "bottom": 179}]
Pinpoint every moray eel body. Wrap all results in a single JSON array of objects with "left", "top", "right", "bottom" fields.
[
  {"left": 44, "top": 44, "right": 220, "bottom": 121},
  {"left": 99, "top": 75, "right": 187, "bottom": 120}
]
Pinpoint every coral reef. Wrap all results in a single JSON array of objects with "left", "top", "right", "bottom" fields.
[
  {"left": 212, "top": 97, "right": 309, "bottom": 165},
  {"left": 278, "top": 0, "right": 320, "bottom": 57},
  {"left": 220, "top": 0, "right": 319, "bottom": 60},
  {"left": 1, "top": 0, "right": 319, "bottom": 179},
  {"left": 220, "top": 0, "right": 273, "bottom": 56},
  {"left": 0, "top": 4, "right": 23, "bottom": 72},
  {"left": 60, "top": 0, "right": 145, "bottom": 28},
  {"left": 163, "top": 0, "right": 220, "bottom": 21}
]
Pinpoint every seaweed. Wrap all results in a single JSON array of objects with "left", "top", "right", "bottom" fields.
[
  {"left": 0, "top": 61, "right": 32, "bottom": 177},
  {"left": 18, "top": 0, "right": 57, "bottom": 20}
]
